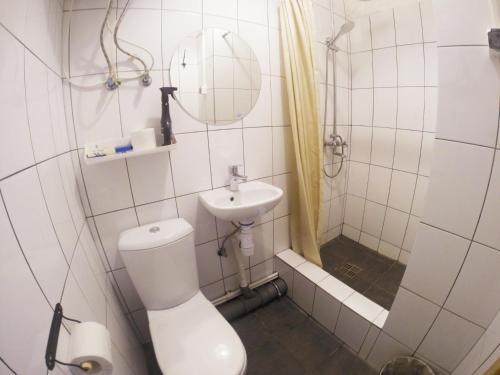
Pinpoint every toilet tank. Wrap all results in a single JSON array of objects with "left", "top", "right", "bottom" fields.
[{"left": 118, "top": 218, "right": 199, "bottom": 310}]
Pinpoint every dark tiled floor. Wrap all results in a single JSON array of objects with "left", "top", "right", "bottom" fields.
[
  {"left": 144, "top": 297, "right": 377, "bottom": 375},
  {"left": 233, "top": 297, "right": 376, "bottom": 375},
  {"left": 321, "top": 235, "right": 406, "bottom": 310}
]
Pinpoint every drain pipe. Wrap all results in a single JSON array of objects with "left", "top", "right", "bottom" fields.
[{"left": 217, "top": 278, "right": 288, "bottom": 322}]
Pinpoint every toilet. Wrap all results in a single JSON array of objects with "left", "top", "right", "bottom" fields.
[{"left": 118, "top": 218, "right": 247, "bottom": 375}]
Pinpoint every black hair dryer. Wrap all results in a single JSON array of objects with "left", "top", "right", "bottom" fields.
[{"left": 159, "top": 87, "right": 177, "bottom": 146}]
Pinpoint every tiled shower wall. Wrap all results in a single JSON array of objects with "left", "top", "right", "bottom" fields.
[
  {"left": 342, "top": 0, "right": 437, "bottom": 264},
  {"left": 64, "top": 0, "right": 295, "bottom": 342},
  {"left": 0, "top": 1, "right": 147, "bottom": 374}
]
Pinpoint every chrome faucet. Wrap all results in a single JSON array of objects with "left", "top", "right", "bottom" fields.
[{"left": 229, "top": 165, "right": 248, "bottom": 191}]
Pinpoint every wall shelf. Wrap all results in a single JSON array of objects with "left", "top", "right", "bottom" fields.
[{"left": 84, "top": 138, "right": 176, "bottom": 166}]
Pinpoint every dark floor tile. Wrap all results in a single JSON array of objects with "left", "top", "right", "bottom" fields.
[
  {"left": 255, "top": 297, "right": 308, "bottom": 336},
  {"left": 374, "top": 262, "right": 406, "bottom": 295},
  {"left": 334, "top": 273, "right": 373, "bottom": 293},
  {"left": 315, "top": 346, "right": 377, "bottom": 375},
  {"left": 232, "top": 312, "right": 273, "bottom": 353},
  {"left": 363, "top": 285, "right": 396, "bottom": 310},
  {"left": 276, "top": 319, "right": 342, "bottom": 371},
  {"left": 246, "top": 339, "right": 306, "bottom": 375}
]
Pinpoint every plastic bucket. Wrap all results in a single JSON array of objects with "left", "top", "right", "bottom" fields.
[{"left": 380, "top": 356, "right": 435, "bottom": 375}]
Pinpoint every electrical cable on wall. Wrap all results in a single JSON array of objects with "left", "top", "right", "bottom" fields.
[{"left": 63, "top": 0, "right": 154, "bottom": 90}]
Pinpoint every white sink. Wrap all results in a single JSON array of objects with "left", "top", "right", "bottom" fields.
[{"left": 199, "top": 181, "right": 283, "bottom": 222}]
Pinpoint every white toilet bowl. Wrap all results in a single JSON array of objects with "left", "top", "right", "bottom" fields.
[{"left": 118, "top": 218, "right": 246, "bottom": 375}]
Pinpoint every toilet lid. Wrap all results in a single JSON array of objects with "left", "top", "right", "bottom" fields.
[{"left": 148, "top": 291, "right": 247, "bottom": 375}]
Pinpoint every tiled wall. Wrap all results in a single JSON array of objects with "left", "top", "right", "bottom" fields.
[
  {"left": 360, "top": 0, "right": 500, "bottom": 373},
  {"left": 312, "top": 0, "right": 352, "bottom": 244},
  {"left": 0, "top": 1, "right": 147, "bottom": 374},
  {"left": 64, "top": 0, "right": 294, "bottom": 342},
  {"left": 342, "top": 0, "right": 437, "bottom": 264}
]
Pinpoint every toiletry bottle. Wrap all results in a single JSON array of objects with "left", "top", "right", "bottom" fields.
[{"left": 159, "top": 87, "right": 178, "bottom": 146}]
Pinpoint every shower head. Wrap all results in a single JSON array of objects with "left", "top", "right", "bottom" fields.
[{"left": 326, "top": 21, "right": 355, "bottom": 50}]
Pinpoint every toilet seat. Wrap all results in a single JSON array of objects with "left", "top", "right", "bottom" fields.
[{"left": 148, "top": 291, "right": 247, "bottom": 375}]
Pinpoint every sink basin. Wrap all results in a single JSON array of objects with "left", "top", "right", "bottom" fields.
[{"left": 199, "top": 181, "right": 283, "bottom": 222}]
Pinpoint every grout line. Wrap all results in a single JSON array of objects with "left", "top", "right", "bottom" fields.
[{"left": 0, "top": 357, "right": 17, "bottom": 375}]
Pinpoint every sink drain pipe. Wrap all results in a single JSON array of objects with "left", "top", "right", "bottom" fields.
[{"left": 217, "top": 278, "right": 288, "bottom": 322}]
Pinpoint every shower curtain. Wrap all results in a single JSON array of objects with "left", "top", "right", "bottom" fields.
[{"left": 280, "top": 0, "right": 323, "bottom": 266}]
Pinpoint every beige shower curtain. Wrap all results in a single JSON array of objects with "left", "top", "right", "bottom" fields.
[{"left": 280, "top": 0, "right": 323, "bottom": 266}]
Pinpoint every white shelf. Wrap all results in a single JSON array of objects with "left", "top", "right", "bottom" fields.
[{"left": 84, "top": 139, "right": 176, "bottom": 165}]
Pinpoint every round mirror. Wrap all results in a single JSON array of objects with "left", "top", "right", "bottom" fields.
[{"left": 170, "top": 28, "right": 261, "bottom": 126}]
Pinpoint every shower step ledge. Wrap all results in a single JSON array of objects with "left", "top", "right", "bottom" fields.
[{"left": 275, "top": 249, "right": 389, "bottom": 359}]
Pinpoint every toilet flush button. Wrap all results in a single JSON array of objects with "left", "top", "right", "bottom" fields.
[{"left": 149, "top": 226, "right": 160, "bottom": 233}]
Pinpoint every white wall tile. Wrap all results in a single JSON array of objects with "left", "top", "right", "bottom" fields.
[
  {"left": 397, "top": 44, "right": 424, "bottom": 86},
  {"left": 0, "top": 168, "right": 68, "bottom": 305},
  {"left": 424, "top": 43, "right": 438, "bottom": 86},
  {"left": 373, "top": 88, "right": 397, "bottom": 128},
  {"left": 170, "top": 132, "right": 212, "bottom": 195},
  {"left": 273, "top": 173, "right": 292, "bottom": 217},
  {"left": 366, "top": 166, "right": 391, "bottom": 205},
  {"left": 378, "top": 240, "right": 400, "bottom": 260},
  {"left": 420, "top": 0, "right": 436, "bottom": 42},
  {"left": 424, "top": 87, "right": 437, "bottom": 132},
  {"left": 411, "top": 175, "right": 429, "bottom": 217},
  {"left": 238, "top": 0, "right": 268, "bottom": 25},
  {"left": 176, "top": 193, "right": 216, "bottom": 245},
  {"left": 350, "top": 126, "right": 372, "bottom": 163},
  {"left": 135, "top": 198, "right": 178, "bottom": 226},
  {"left": 359, "top": 232, "right": 380, "bottom": 251},
  {"left": 384, "top": 287, "right": 439, "bottom": 349},
  {"left": 437, "top": 46, "right": 499, "bottom": 148},
  {"left": 388, "top": 170, "right": 416, "bottom": 213},
  {"left": 127, "top": 152, "right": 175, "bottom": 206},
  {"left": 37, "top": 159, "right": 78, "bottom": 261},
  {"left": 273, "top": 126, "right": 294, "bottom": 174},
  {"left": 434, "top": 0, "right": 493, "bottom": 46},
  {"left": 351, "top": 51, "right": 373, "bottom": 88},
  {"left": 394, "top": 3, "right": 423, "bottom": 45},
  {"left": 250, "top": 221, "right": 274, "bottom": 266},
  {"left": 423, "top": 140, "right": 493, "bottom": 239},
  {"left": 352, "top": 89, "right": 373, "bottom": 126},
  {"left": 162, "top": 11, "right": 202, "bottom": 67},
  {"left": 371, "top": 128, "right": 395, "bottom": 168},
  {"left": 402, "top": 215, "right": 419, "bottom": 252},
  {"left": 208, "top": 129, "right": 245, "bottom": 188},
  {"left": 418, "top": 133, "right": 435, "bottom": 176},
  {"left": 81, "top": 158, "right": 134, "bottom": 215},
  {"left": 418, "top": 310, "right": 484, "bottom": 371},
  {"left": 0, "top": 28, "right": 35, "bottom": 180},
  {"left": 347, "top": 162, "right": 369, "bottom": 197},
  {"left": 204, "top": 0, "right": 237, "bottom": 18},
  {"left": 380, "top": 207, "right": 408, "bottom": 247},
  {"left": 271, "top": 76, "right": 290, "bottom": 126},
  {"left": 344, "top": 194, "right": 365, "bottom": 229},
  {"left": 401, "top": 224, "right": 470, "bottom": 306},
  {"left": 25, "top": 52, "right": 57, "bottom": 162},
  {"left": 397, "top": 87, "right": 424, "bottom": 131},
  {"left": 362, "top": 200, "right": 386, "bottom": 238},
  {"left": 239, "top": 21, "right": 270, "bottom": 75},
  {"left": 273, "top": 215, "right": 291, "bottom": 253},
  {"left": 444, "top": 242, "right": 500, "bottom": 328},
  {"left": 373, "top": 48, "right": 397, "bottom": 87},
  {"left": 244, "top": 127, "right": 273, "bottom": 180},
  {"left": 370, "top": 10, "right": 395, "bottom": 49},
  {"left": 195, "top": 240, "right": 223, "bottom": 286},
  {"left": 393, "top": 130, "right": 422, "bottom": 173},
  {"left": 476, "top": 154, "right": 500, "bottom": 250},
  {"left": 0, "top": 199, "right": 54, "bottom": 374},
  {"left": 94, "top": 208, "right": 139, "bottom": 270}
]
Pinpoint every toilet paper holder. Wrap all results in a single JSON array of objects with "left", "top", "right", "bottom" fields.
[{"left": 45, "top": 303, "right": 87, "bottom": 372}]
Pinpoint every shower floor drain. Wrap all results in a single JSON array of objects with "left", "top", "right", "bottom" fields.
[{"left": 338, "top": 263, "right": 362, "bottom": 279}]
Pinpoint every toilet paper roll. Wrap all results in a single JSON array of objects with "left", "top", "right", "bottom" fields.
[
  {"left": 68, "top": 322, "right": 113, "bottom": 374},
  {"left": 130, "top": 128, "right": 157, "bottom": 151}
]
